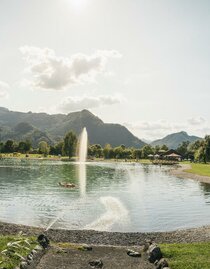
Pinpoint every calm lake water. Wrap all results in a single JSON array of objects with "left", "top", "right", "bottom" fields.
[{"left": 0, "top": 158, "right": 210, "bottom": 232}]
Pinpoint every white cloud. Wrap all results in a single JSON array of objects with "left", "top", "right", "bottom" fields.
[
  {"left": 58, "top": 95, "right": 122, "bottom": 113},
  {"left": 124, "top": 118, "right": 209, "bottom": 141},
  {"left": 20, "top": 46, "right": 122, "bottom": 90},
  {"left": 0, "top": 81, "right": 9, "bottom": 98},
  {"left": 188, "top": 117, "right": 206, "bottom": 126}
]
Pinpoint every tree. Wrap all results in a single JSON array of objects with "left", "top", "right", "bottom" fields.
[
  {"left": 103, "top": 144, "right": 113, "bottom": 159},
  {"left": 18, "top": 140, "right": 31, "bottom": 153},
  {"left": 38, "top": 141, "right": 50, "bottom": 157},
  {"left": 160, "top": 144, "right": 168, "bottom": 151},
  {"left": 4, "top": 140, "right": 15, "bottom": 153},
  {"left": 176, "top": 141, "right": 190, "bottom": 158},
  {"left": 204, "top": 135, "right": 210, "bottom": 162},
  {"left": 141, "top": 145, "right": 154, "bottom": 159},
  {"left": 62, "top": 131, "right": 77, "bottom": 158},
  {"left": 88, "top": 144, "right": 103, "bottom": 158},
  {"left": 50, "top": 141, "right": 64, "bottom": 156}
]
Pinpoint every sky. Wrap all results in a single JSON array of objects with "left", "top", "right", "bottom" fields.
[{"left": 0, "top": 0, "right": 210, "bottom": 141}]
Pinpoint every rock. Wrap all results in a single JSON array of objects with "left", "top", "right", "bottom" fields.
[
  {"left": 20, "top": 261, "right": 28, "bottom": 269},
  {"left": 143, "top": 239, "right": 152, "bottom": 252},
  {"left": 31, "top": 249, "right": 37, "bottom": 255},
  {"left": 89, "top": 259, "right": 103, "bottom": 268},
  {"left": 34, "top": 245, "right": 42, "bottom": 251},
  {"left": 82, "top": 245, "right": 93, "bottom": 251},
  {"left": 155, "top": 258, "right": 169, "bottom": 269},
  {"left": 27, "top": 253, "right": 33, "bottom": 261},
  {"left": 127, "top": 249, "right": 141, "bottom": 257},
  {"left": 37, "top": 234, "right": 50, "bottom": 249},
  {"left": 147, "top": 243, "right": 162, "bottom": 263}
]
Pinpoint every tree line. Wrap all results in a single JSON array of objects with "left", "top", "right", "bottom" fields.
[{"left": 0, "top": 131, "right": 210, "bottom": 163}]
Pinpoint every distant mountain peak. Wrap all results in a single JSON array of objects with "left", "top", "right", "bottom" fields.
[
  {"left": 0, "top": 107, "right": 145, "bottom": 148},
  {"left": 151, "top": 131, "right": 202, "bottom": 149}
]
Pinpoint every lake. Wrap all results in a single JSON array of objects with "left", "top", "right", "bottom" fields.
[{"left": 0, "top": 158, "right": 210, "bottom": 232}]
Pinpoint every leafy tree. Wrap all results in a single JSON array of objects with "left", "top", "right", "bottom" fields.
[
  {"left": 141, "top": 145, "right": 154, "bottom": 159},
  {"left": 4, "top": 140, "right": 15, "bottom": 153},
  {"left": 18, "top": 140, "right": 31, "bottom": 153},
  {"left": 62, "top": 131, "right": 77, "bottom": 158},
  {"left": 38, "top": 141, "right": 50, "bottom": 157},
  {"left": 50, "top": 141, "right": 64, "bottom": 156},
  {"left": 88, "top": 144, "right": 103, "bottom": 158},
  {"left": 160, "top": 144, "right": 168, "bottom": 151},
  {"left": 176, "top": 141, "right": 190, "bottom": 158},
  {"left": 103, "top": 144, "right": 113, "bottom": 159},
  {"left": 132, "top": 149, "right": 142, "bottom": 159},
  {"left": 204, "top": 135, "right": 210, "bottom": 162}
]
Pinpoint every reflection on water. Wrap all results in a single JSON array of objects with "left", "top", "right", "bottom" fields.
[
  {"left": 78, "top": 163, "right": 87, "bottom": 197},
  {"left": 1, "top": 159, "right": 210, "bottom": 232}
]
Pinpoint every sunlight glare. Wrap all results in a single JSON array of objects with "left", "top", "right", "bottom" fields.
[{"left": 67, "top": 0, "right": 88, "bottom": 10}]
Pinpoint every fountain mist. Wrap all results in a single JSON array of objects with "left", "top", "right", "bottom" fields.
[
  {"left": 85, "top": 197, "right": 129, "bottom": 231},
  {"left": 78, "top": 127, "right": 88, "bottom": 163},
  {"left": 78, "top": 127, "right": 88, "bottom": 196}
]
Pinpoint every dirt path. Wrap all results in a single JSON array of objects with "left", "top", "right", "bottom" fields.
[
  {"left": 169, "top": 164, "right": 210, "bottom": 184},
  {"left": 35, "top": 245, "right": 154, "bottom": 269}
]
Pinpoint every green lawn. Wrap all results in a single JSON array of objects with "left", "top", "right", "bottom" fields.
[
  {"left": 185, "top": 163, "right": 210, "bottom": 177},
  {"left": 0, "top": 235, "right": 37, "bottom": 269},
  {"left": 161, "top": 242, "right": 210, "bottom": 269}
]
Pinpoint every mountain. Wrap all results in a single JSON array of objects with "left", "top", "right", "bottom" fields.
[
  {"left": 151, "top": 131, "right": 202, "bottom": 149},
  {"left": 0, "top": 107, "right": 146, "bottom": 148}
]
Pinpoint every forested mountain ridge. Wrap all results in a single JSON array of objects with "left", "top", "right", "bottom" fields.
[{"left": 0, "top": 107, "right": 146, "bottom": 148}]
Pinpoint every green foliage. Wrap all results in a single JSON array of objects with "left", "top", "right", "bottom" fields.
[
  {"left": 3, "top": 140, "right": 15, "bottom": 153},
  {"left": 62, "top": 131, "right": 77, "bottom": 158},
  {"left": 88, "top": 144, "right": 103, "bottom": 158},
  {"left": 103, "top": 144, "right": 113, "bottom": 159},
  {"left": 38, "top": 141, "right": 50, "bottom": 156},
  {"left": 176, "top": 141, "right": 190, "bottom": 158},
  {"left": 141, "top": 145, "right": 154, "bottom": 158},
  {"left": 50, "top": 141, "right": 64, "bottom": 156},
  {"left": 18, "top": 140, "right": 31, "bottom": 153},
  {"left": 0, "top": 234, "right": 36, "bottom": 269},
  {"left": 161, "top": 242, "right": 210, "bottom": 269}
]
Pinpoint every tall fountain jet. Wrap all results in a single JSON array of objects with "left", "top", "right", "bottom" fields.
[
  {"left": 78, "top": 127, "right": 88, "bottom": 163},
  {"left": 78, "top": 127, "right": 88, "bottom": 196}
]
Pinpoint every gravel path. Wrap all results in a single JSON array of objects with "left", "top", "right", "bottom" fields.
[{"left": 1, "top": 221, "right": 210, "bottom": 245}]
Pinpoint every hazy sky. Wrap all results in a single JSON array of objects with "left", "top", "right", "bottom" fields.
[{"left": 0, "top": 0, "right": 210, "bottom": 140}]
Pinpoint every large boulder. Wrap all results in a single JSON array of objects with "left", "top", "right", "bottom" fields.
[{"left": 147, "top": 243, "right": 162, "bottom": 263}]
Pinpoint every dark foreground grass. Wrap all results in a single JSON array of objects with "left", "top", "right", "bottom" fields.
[
  {"left": 160, "top": 242, "right": 210, "bottom": 269},
  {"left": 0, "top": 234, "right": 37, "bottom": 269}
]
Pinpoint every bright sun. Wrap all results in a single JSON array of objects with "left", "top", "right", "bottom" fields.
[{"left": 68, "top": 0, "right": 88, "bottom": 10}]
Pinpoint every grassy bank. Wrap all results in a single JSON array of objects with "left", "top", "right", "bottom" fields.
[
  {"left": 0, "top": 235, "right": 36, "bottom": 269},
  {"left": 161, "top": 242, "right": 210, "bottom": 269},
  {"left": 185, "top": 163, "right": 210, "bottom": 177}
]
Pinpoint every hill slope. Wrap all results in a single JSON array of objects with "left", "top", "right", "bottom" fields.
[
  {"left": 0, "top": 107, "right": 146, "bottom": 148},
  {"left": 151, "top": 131, "right": 201, "bottom": 149}
]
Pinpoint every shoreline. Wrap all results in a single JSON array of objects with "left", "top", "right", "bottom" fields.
[
  {"left": 169, "top": 163, "right": 210, "bottom": 184},
  {"left": 1, "top": 221, "right": 210, "bottom": 245}
]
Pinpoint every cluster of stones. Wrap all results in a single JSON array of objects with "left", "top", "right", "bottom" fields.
[
  {"left": 16, "top": 245, "right": 43, "bottom": 269},
  {"left": 16, "top": 234, "right": 49, "bottom": 269},
  {"left": 146, "top": 241, "right": 170, "bottom": 269}
]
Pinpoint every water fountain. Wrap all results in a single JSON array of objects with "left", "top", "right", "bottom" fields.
[
  {"left": 85, "top": 196, "right": 129, "bottom": 231},
  {"left": 78, "top": 127, "right": 88, "bottom": 196},
  {"left": 45, "top": 128, "right": 88, "bottom": 231}
]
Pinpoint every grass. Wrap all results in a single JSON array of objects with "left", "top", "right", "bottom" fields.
[
  {"left": 185, "top": 163, "right": 210, "bottom": 177},
  {"left": 0, "top": 234, "right": 37, "bottom": 269},
  {"left": 160, "top": 242, "right": 210, "bottom": 269}
]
